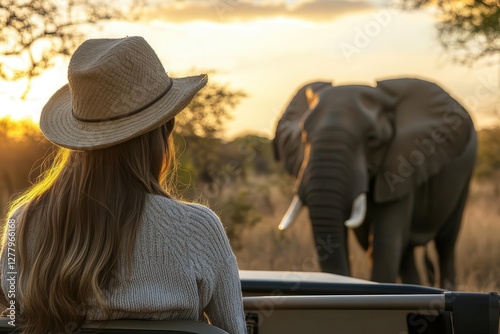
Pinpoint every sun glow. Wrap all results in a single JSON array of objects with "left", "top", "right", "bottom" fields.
[{"left": 0, "top": 60, "right": 67, "bottom": 123}]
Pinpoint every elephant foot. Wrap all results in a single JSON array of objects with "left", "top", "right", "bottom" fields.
[{"left": 400, "top": 246, "right": 421, "bottom": 285}]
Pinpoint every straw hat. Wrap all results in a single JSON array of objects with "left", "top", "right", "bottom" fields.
[{"left": 40, "top": 36, "right": 207, "bottom": 150}]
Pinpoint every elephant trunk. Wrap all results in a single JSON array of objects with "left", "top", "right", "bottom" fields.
[{"left": 305, "top": 140, "right": 363, "bottom": 276}]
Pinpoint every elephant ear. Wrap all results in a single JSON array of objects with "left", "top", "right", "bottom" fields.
[
  {"left": 273, "top": 81, "right": 332, "bottom": 176},
  {"left": 374, "top": 78, "right": 474, "bottom": 203}
]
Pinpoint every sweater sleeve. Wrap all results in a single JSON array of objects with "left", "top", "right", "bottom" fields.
[
  {"left": 188, "top": 205, "right": 246, "bottom": 334},
  {"left": 205, "top": 254, "right": 246, "bottom": 334}
]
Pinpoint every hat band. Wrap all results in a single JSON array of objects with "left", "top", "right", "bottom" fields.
[{"left": 71, "top": 80, "right": 173, "bottom": 123}]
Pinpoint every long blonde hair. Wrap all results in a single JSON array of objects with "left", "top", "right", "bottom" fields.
[{"left": 2, "top": 119, "right": 176, "bottom": 333}]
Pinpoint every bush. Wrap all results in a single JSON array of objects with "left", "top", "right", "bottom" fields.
[{"left": 474, "top": 127, "right": 500, "bottom": 179}]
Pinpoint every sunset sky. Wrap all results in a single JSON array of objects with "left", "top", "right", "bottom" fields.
[{"left": 1, "top": 0, "right": 499, "bottom": 139}]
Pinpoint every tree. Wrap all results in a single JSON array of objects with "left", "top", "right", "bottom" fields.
[
  {"left": 219, "top": 189, "right": 261, "bottom": 251},
  {"left": 401, "top": 0, "right": 500, "bottom": 64},
  {"left": 475, "top": 126, "right": 500, "bottom": 178},
  {"left": 171, "top": 77, "right": 247, "bottom": 199},
  {"left": 175, "top": 78, "right": 247, "bottom": 138},
  {"left": 0, "top": 0, "right": 138, "bottom": 99}
]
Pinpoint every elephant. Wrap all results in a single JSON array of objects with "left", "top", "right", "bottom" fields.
[{"left": 273, "top": 78, "right": 477, "bottom": 289}]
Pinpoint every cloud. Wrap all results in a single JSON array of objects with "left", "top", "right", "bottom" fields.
[{"left": 144, "top": 0, "right": 374, "bottom": 23}]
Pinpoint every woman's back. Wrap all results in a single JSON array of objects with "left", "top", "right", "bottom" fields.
[
  {"left": 3, "top": 195, "right": 244, "bottom": 331},
  {"left": 0, "top": 36, "right": 246, "bottom": 334}
]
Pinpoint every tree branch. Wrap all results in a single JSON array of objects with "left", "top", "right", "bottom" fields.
[{"left": 0, "top": 0, "right": 138, "bottom": 99}]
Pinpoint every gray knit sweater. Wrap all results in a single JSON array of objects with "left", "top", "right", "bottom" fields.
[{"left": 1, "top": 194, "right": 247, "bottom": 334}]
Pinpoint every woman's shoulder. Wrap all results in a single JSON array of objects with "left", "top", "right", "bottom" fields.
[
  {"left": 145, "top": 194, "right": 232, "bottom": 257},
  {"left": 145, "top": 194, "right": 221, "bottom": 228}
]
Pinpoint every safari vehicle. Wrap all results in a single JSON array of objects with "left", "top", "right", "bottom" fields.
[{"left": 0, "top": 270, "right": 498, "bottom": 333}]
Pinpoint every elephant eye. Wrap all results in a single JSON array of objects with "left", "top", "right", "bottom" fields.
[{"left": 367, "top": 133, "right": 378, "bottom": 145}]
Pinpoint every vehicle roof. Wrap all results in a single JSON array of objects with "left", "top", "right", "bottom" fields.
[
  {"left": 239, "top": 270, "right": 446, "bottom": 296},
  {"left": 239, "top": 270, "right": 375, "bottom": 284}
]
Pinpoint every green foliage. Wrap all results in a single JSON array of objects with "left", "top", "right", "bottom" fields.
[
  {"left": 172, "top": 134, "right": 231, "bottom": 200},
  {"left": 219, "top": 189, "right": 261, "bottom": 251},
  {"left": 173, "top": 134, "right": 280, "bottom": 201},
  {"left": 175, "top": 80, "right": 247, "bottom": 138},
  {"left": 226, "top": 134, "right": 281, "bottom": 176},
  {"left": 475, "top": 126, "right": 500, "bottom": 178},
  {"left": 401, "top": 0, "right": 500, "bottom": 63}
]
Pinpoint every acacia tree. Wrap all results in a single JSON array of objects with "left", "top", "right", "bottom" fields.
[
  {"left": 175, "top": 78, "right": 246, "bottom": 138},
  {"left": 0, "top": 0, "right": 139, "bottom": 98},
  {"left": 401, "top": 0, "right": 500, "bottom": 64}
]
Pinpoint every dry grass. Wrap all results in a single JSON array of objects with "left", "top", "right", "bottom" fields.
[
  {"left": 233, "top": 176, "right": 500, "bottom": 292},
  {"left": 455, "top": 180, "right": 500, "bottom": 291}
]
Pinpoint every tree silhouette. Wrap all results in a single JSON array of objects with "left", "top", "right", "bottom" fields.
[
  {"left": 401, "top": 0, "right": 500, "bottom": 64},
  {"left": 0, "top": 0, "right": 138, "bottom": 99},
  {"left": 175, "top": 78, "right": 246, "bottom": 138}
]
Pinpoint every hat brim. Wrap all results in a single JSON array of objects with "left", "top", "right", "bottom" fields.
[{"left": 40, "top": 74, "right": 208, "bottom": 150}]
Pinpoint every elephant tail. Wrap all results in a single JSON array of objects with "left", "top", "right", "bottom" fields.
[{"left": 424, "top": 246, "right": 436, "bottom": 287}]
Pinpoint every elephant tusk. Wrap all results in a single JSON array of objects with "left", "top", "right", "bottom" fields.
[
  {"left": 344, "top": 193, "right": 367, "bottom": 229},
  {"left": 278, "top": 196, "right": 303, "bottom": 231}
]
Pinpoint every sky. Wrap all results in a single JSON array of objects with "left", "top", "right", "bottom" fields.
[{"left": 1, "top": 0, "right": 499, "bottom": 139}]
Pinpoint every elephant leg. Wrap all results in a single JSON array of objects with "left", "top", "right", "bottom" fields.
[
  {"left": 311, "top": 222, "right": 350, "bottom": 276},
  {"left": 354, "top": 200, "right": 374, "bottom": 251},
  {"left": 400, "top": 245, "right": 420, "bottom": 285},
  {"left": 371, "top": 193, "right": 413, "bottom": 283},
  {"left": 353, "top": 219, "right": 370, "bottom": 251},
  {"left": 434, "top": 183, "right": 470, "bottom": 290}
]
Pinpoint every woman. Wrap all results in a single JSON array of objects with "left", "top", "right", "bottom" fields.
[{"left": 0, "top": 36, "right": 246, "bottom": 333}]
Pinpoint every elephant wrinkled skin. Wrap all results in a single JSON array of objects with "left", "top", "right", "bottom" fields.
[{"left": 273, "top": 78, "right": 477, "bottom": 289}]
